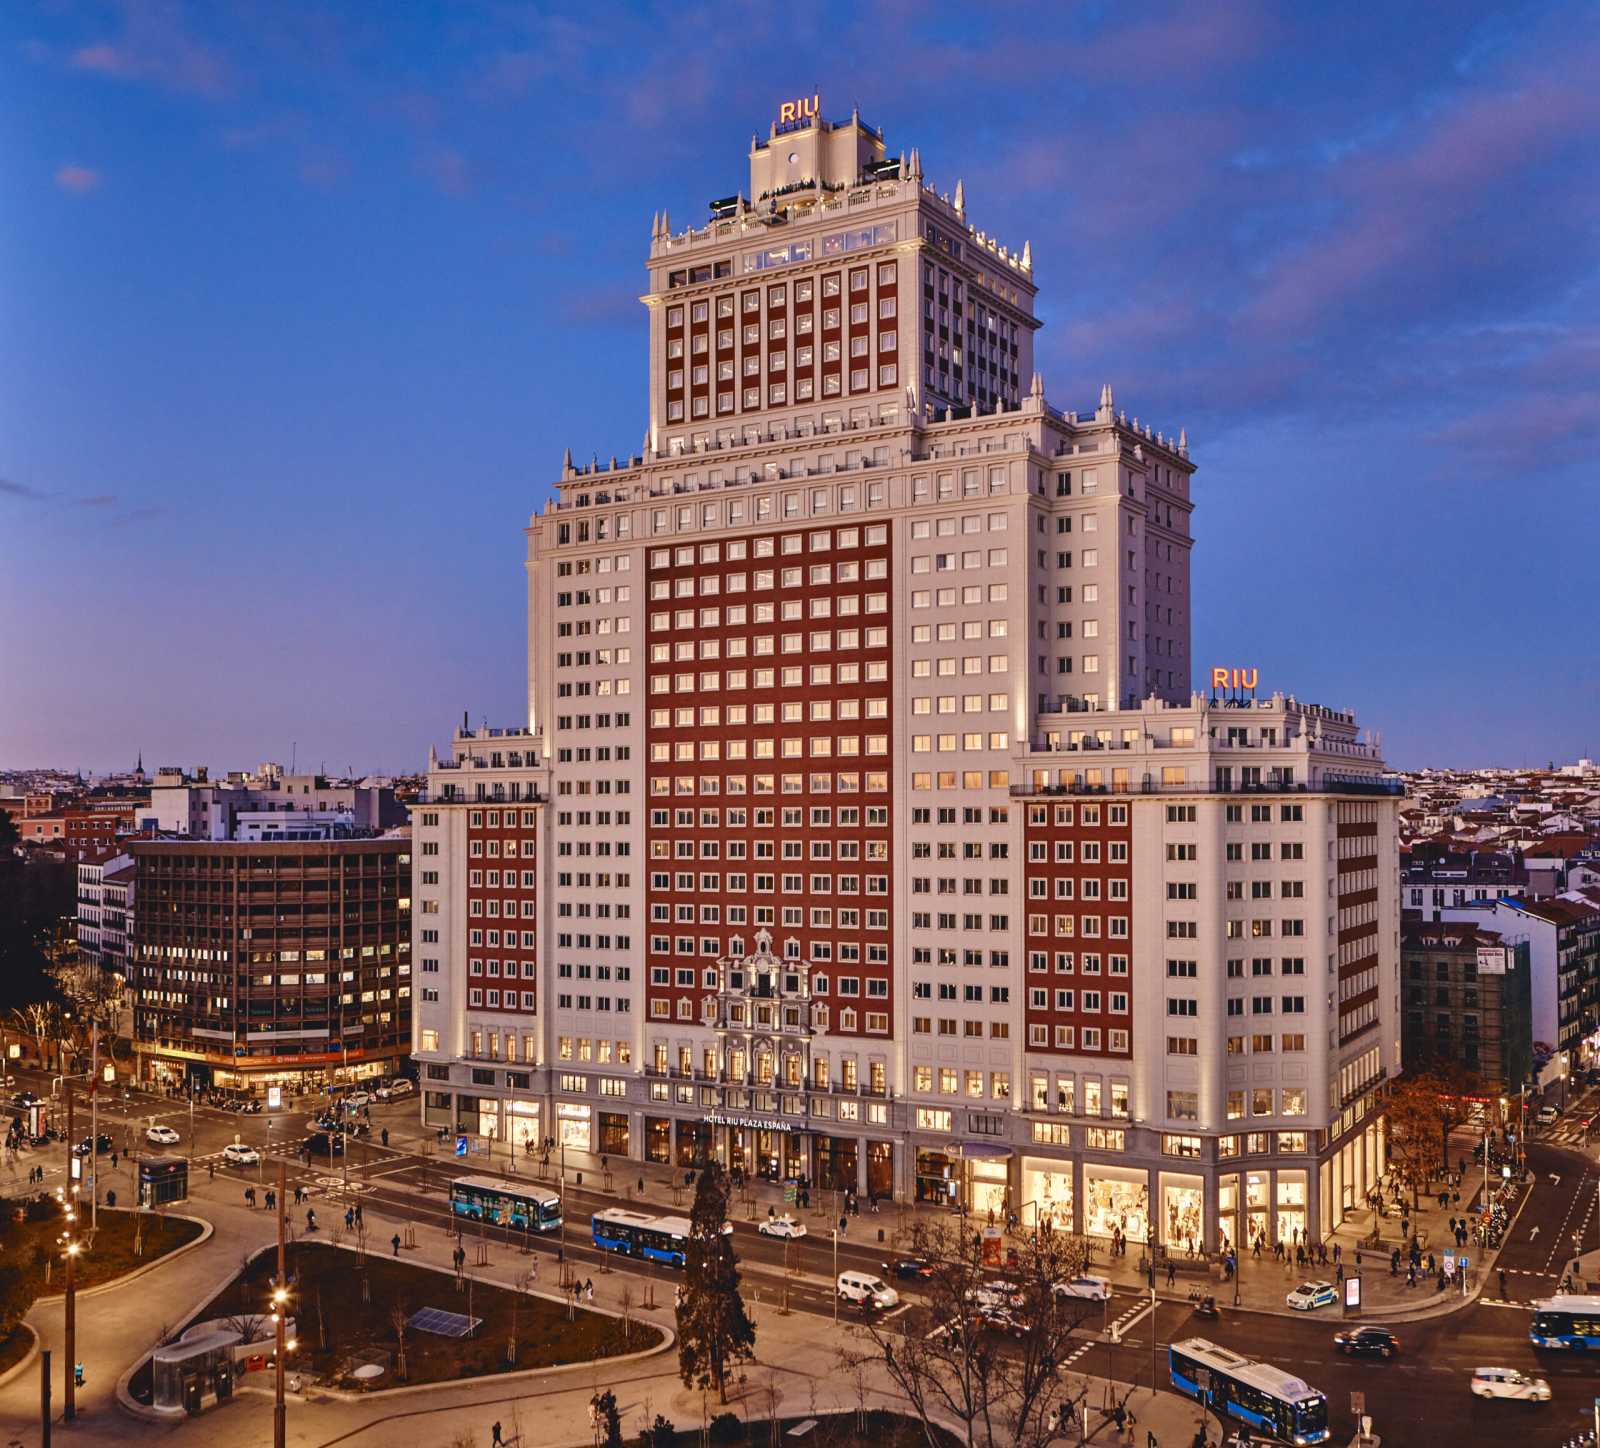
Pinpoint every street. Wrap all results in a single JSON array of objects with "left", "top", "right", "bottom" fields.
[{"left": 10, "top": 1065, "right": 1600, "bottom": 1445}]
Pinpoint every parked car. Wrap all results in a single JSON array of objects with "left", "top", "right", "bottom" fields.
[
  {"left": 146, "top": 1125, "right": 181, "bottom": 1146},
  {"left": 1536, "top": 1106, "right": 1560, "bottom": 1126},
  {"left": 344, "top": 1092, "right": 373, "bottom": 1110},
  {"left": 1333, "top": 1326, "right": 1400, "bottom": 1358},
  {"left": 1286, "top": 1281, "right": 1338, "bottom": 1311},
  {"left": 1470, "top": 1366, "right": 1550, "bottom": 1401},
  {"left": 222, "top": 1143, "right": 260, "bottom": 1166},
  {"left": 304, "top": 1132, "right": 345, "bottom": 1157},
  {"left": 966, "top": 1279, "right": 1024, "bottom": 1311},
  {"left": 883, "top": 1256, "right": 936, "bottom": 1280},
  {"left": 1053, "top": 1274, "right": 1112, "bottom": 1302},
  {"left": 374, "top": 1078, "right": 414, "bottom": 1101},
  {"left": 72, "top": 1134, "right": 113, "bottom": 1157},
  {"left": 758, "top": 1214, "right": 807, "bottom": 1239},
  {"left": 837, "top": 1271, "right": 899, "bottom": 1310}
]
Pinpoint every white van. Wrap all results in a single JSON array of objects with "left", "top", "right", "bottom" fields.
[{"left": 837, "top": 1271, "right": 899, "bottom": 1310}]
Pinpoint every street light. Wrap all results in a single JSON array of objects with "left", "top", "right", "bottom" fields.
[
  {"left": 832, "top": 1228, "right": 840, "bottom": 1325},
  {"left": 63, "top": 1239, "right": 80, "bottom": 1422}
]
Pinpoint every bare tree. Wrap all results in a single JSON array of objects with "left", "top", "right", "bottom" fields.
[
  {"left": 389, "top": 1302, "right": 409, "bottom": 1381},
  {"left": 847, "top": 1217, "right": 1096, "bottom": 1448}
]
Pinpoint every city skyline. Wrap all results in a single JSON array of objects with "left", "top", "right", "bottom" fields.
[{"left": 3, "top": 1, "right": 1598, "bottom": 774}]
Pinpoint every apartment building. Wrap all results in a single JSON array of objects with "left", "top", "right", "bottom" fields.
[
  {"left": 1401, "top": 919, "right": 1531, "bottom": 1093},
  {"left": 413, "top": 103, "right": 1399, "bottom": 1245}
]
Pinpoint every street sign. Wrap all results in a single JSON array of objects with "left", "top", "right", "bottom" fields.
[
  {"left": 1350, "top": 1391, "right": 1366, "bottom": 1416},
  {"left": 1443, "top": 1253, "right": 1456, "bottom": 1275},
  {"left": 1458, "top": 1254, "right": 1470, "bottom": 1269},
  {"left": 454, "top": 1135, "right": 468, "bottom": 1158}
]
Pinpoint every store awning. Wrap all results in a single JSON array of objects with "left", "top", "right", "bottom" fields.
[{"left": 958, "top": 1142, "right": 1014, "bottom": 1161}]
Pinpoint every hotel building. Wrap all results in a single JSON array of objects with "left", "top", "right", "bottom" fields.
[{"left": 413, "top": 104, "right": 1401, "bottom": 1247}]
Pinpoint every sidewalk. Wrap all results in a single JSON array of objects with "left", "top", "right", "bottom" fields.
[{"left": 441, "top": 1128, "right": 1503, "bottom": 1325}]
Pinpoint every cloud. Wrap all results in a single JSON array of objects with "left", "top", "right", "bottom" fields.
[
  {"left": 558, "top": 286, "right": 642, "bottom": 328},
  {"left": 68, "top": 2, "right": 229, "bottom": 98},
  {"left": 72, "top": 494, "right": 119, "bottom": 508},
  {"left": 108, "top": 505, "right": 167, "bottom": 528},
  {"left": 54, "top": 164, "right": 102, "bottom": 194},
  {"left": 0, "top": 477, "right": 47, "bottom": 501},
  {"left": 416, "top": 146, "right": 470, "bottom": 197}
]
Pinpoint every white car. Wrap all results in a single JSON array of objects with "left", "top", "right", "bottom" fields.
[
  {"left": 758, "top": 1214, "right": 807, "bottom": 1239},
  {"left": 1285, "top": 1280, "right": 1338, "bottom": 1311},
  {"left": 375, "top": 1079, "right": 414, "bottom": 1101},
  {"left": 344, "top": 1092, "right": 373, "bottom": 1110},
  {"left": 1536, "top": 1106, "right": 1559, "bottom": 1125},
  {"left": 1053, "top": 1274, "right": 1112, "bottom": 1302},
  {"left": 222, "top": 1143, "right": 261, "bottom": 1166},
  {"left": 966, "top": 1280, "right": 1024, "bottom": 1310},
  {"left": 1470, "top": 1366, "right": 1551, "bottom": 1401},
  {"left": 146, "top": 1125, "right": 181, "bottom": 1146}
]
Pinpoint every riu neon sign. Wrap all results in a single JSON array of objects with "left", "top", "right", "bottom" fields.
[
  {"left": 1211, "top": 667, "right": 1259, "bottom": 691},
  {"left": 777, "top": 94, "right": 819, "bottom": 125}
]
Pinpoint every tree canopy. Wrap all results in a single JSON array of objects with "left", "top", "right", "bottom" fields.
[{"left": 675, "top": 1164, "right": 755, "bottom": 1403}]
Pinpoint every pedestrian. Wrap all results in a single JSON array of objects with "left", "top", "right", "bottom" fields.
[
  {"left": 585, "top": 1277, "right": 594, "bottom": 1303},
  {"left": 111, "top": 1151, "right": 118, "bottom": 1170},
  {"left": 381, "top": 1128, "right": 389, "bottom": 1147},
  {"left": 637, "top": 1175, "right": 645, "bottom": 1197},
  {"left": 839, "top": 1214, "right": 848, "bottom": 1237},
  {"left": 355, "top": 1202, "right": 363, "bottom": 1226},
  {"left": 345, "top": 1207, "right": 355, "bottom": 1230},
  {"left": 294, "top": 1184, "right": 303, "bottom": 1205},
  {"left": 1252, "top": 1236, "right": 1261, "bottom": 1259},
  {"left": 530, "top": 1255, "right": 538, "bottom": 1283},
  {"left": 392, "top": 1233, "right": 401, "bottom": 1257},
  {"left": 492, "top": 1421, "right": 504, "bottom": 1448},
  {"left": 1166, "top": 1260, "right": 1176, "bottom": 1288},
  {"left": 307, "top": 1208, "right": 317, "bottom": 1232},
  {"left": 245, "top": 1187, "right": 254, "bottom": 1208},
  {"left": 1148, "top": 1431, "right": 1159, "bottom": 1448},
  {"left": 208, "top": 1160, "right": 216, "bottom": 1181}
]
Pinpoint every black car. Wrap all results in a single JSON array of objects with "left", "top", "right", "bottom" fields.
[
  {"left": 303, "top": 1131, "right": 346, "bottom": 1157},
  {"left": 1333, "top": 1326, "right": 1400, "bottom": 1358},
  {"left": 883, "top": 1257, "right": 936, "bottom": 1280},
  {"left": 72, "top": 1134, "right": 114, "bottom": 1157}
]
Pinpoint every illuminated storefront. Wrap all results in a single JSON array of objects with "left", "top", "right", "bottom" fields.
[
  {"left": 1245, "top": 1171, "right": 1270, "bottom": 1248},
  {"left": 1277, "top": 1170, "right": 1307, "bottom": 1245},
  {"left": 507, "top": 1100, "right": 540, "bottom": 1155},
  {"left": 916, "top": 1148, "right": 959, "bottom": 1206},
  {"left": 644, "top": 1117, "right": 672, "bottom": 1164},
  {"left": 1083, "top": 1165, "right": 1149, "bottom": 1243},
  {"left": 676, "top": 1120, "right": 713, "bottom": 1167},
  {"left": 598, "top": 1111, "right": 630, "bottom": 1157},
  {"left": 1218, "top": 1175, "right": 1239, "bottom": 1255},
  {"left": 557, "top": 1101, "right": 592, "bottom": 1151},
  {"left": 1021, "top": 1158, "right": 1074, "bottom": 1233},
  {"left": 1160, "top": 1173, "right": 1204, "bottom": 1254}
]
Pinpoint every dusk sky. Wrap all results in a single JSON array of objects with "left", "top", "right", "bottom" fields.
[{"left": 3, "top": 1, "right": 1596, "bottom": 776}]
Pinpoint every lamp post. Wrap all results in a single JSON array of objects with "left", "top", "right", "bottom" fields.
[
  {"left": 273, "top": 1158, "right": 289, "bottom": 1448},
  {"left": 832, "top": 1228, "right": 839, "bottom": 1325},
  {"left": 63, "top": 1237, "right": 80, "bottom": 1421}
]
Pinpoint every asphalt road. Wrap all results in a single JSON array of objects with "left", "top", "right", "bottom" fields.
[{"left": 12, "top": 1066, "right": 1600, "bottom": 1445}]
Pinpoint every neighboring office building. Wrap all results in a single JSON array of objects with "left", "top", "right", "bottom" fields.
[
  {"left": 410, "top": 102, "right": 1401, "bottom": 1248},
  {"left": 76, "top": 848, "right": 135, "bottom": 977},
  {"left": 1402, "top": 845, "right": 1527, "bottom": 914},
  {"left": 139, "top": 765, "right": 402, "bottom": 840},
  {"left": 129, "top": 829, "right": 413, "bottom": 1093},
  {"left": 1401, "top": 919, "right": 1531, "bottom": 1094},
  {"left": 1436, "top": 893, "right": 1600, "bottom": 1058}
]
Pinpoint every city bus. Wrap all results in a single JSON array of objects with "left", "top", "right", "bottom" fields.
[
  {"left": 1530, "top": 1294, "right": 1600, "bottom": 1349},
  {"left": 1170, "top": 1338, "right": 1329, "bottom": 1444},
  {"left": 448, "top": 1177, "right": 563, "bottom": 1232},
  {"left": 591, "top": 1209, "right": 694, "bottom": 1267}
]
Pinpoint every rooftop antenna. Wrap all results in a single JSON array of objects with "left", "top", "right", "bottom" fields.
[{"left": 291, "top": 741, "right": 297, "bottom": 774}]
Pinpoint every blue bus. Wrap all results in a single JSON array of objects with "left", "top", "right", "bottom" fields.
[
  {"left": 1530, "top": 1294, "right": 1600, "bottom": 1349},
  {"left": 448, "top": 1176, "right": 562, "bottom": 1232},
  {"left": 591, "top": 1208, "right": 694, "bottom": 1266},
  {"left": 1170, "top": 1338, "right": 1329, "bottom": 1445}
]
